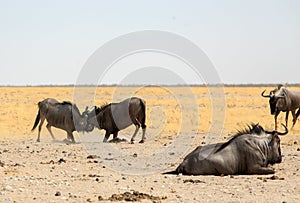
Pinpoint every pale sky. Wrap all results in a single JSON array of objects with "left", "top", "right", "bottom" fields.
[{"left": 1, "top": 0, "right": 299, "bottom": 85}]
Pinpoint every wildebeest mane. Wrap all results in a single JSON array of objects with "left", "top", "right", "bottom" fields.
[
  {"left": 58, "top": 101, "right": 81, "bottom": 117},
  {"left": 97, "top": 103, "right": 110, "bottom": 113},
  {"left": 233, "top": 123, "right": 264, "bottom": 137},
  {"left": 61, "top": 101, "right": 72, "bottom": 105},
  {"left": 216, "top": 123, "right": 264, "bottom": 153}
]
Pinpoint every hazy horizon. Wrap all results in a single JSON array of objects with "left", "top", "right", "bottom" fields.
[{"left": 2, "top": 83, "right": 300, "bottom": 87}]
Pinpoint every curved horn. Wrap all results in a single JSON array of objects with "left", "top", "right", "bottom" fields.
[
  {"left": 264, "top": 129, "right": 274, "bottom": 134},
  {"left": 261, "top": 90, "right": 270, "bottom": 98},
  {"left": 276, "top": 124, "right": 288, "bottom": 136},
  {"left": 265, "top": 124, "right": 288, "bottom": 135},
  {"left": 265, "top": 123, "right": 289, "bottom": 135}
]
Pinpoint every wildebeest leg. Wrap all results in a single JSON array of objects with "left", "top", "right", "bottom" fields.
[
  {"left": 37, "top": 115, "right": 45, "bottom": 142},
  {"left": 291, "top": 110, "right": 297, "bottom": 129},
  {"left": 295, "top": 109, "right": 300, "bottom": 126},
  {"left": 103, "top": 131, "right": 110, "bottom": 143},
  {"left": 67, "top": 132, "right": 75, "bottom": 143},
  {"left": 296, "top": 108, "right": 300, "bottom": 119},
  {"left": 248, "top": 165, "right": 275, "bottom": 174},
  {"left": 46, "top": 124, "right": 56, "bottom": 140},
  {"left": 274, "top": 112, "right": 280, "bottom": 130},
  {"left": 130, "top": 122, "right": 140, "bottom": 144},
  {"left": 140, "top": 123, "right": 146, "bottom": 143},
  {"left": 285, "top": 111, "right": 289, "bottom": 128},
  {"left": 112, "top": 131, "right": 120, "bottom": 142}
]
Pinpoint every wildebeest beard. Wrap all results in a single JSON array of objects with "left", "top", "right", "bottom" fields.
[{"left": 84, "top": 123, "right": 94, "bottom": 132}]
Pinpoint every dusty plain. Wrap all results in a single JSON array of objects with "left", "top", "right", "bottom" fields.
[{"left": 0, "top": 86, "right": 300, "bottom": 202}]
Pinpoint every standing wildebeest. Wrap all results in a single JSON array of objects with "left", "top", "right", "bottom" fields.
[
  {"left": 164, "top": 123, "right": 288, "bottom": 175},
  {"left": 31, "top": 98, "right": 93, "bottom": 143},
  {"left": 87, "top": 97, "right": 146, "bottom": 143},
  {"left": 262, "top": 85, "right": 300, "bottom": 130}
]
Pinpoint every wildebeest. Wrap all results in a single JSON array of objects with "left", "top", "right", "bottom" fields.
[
  {"left": 262, "top": 85, "right": 300, "bottom": 130},
  {"left": 87, "top": 97, "right": 146, "bottom": 143},
  {"left": 164, "top": 123, "right": 287, "bottom": 175},
  {"left": 31, "top": 98, "right": 94, "bottom": 143}
]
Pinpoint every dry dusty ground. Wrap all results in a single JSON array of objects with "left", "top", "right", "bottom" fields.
[{"left": 0, "top": 86, "right": 300, "bottom": 203}]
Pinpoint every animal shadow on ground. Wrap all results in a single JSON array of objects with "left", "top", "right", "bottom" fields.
[
  {"left": 51, "top": 139, "right": 80, "bottom": 144},
  {"left": 108, "top": 137, "right": 129, "bottom": 143}
]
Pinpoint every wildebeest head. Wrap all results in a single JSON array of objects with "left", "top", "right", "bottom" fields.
[
  {"left": 264, "top": 124, "right": 288, "bottom": 164},
  {"left": 228, "top": 123, "right": 287, "bottom": 165},
  {"left": 268, "top": 134, "right": 282, "bottom": 164},
  {"left": 86, "top": 106, "right": 103, "bottom": 129},
  {"left": 72, "top": 105, "right": 94, "bottom": 132},
  {"left": 261, "top": 86, "right": 286, "bottom": 115},
  {"left": 82, "top": 106, "right": 94, "bottom": 132}
]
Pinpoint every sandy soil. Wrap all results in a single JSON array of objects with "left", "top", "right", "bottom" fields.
[{"left": 0, "top": 86, "right": 300, "bottom": 202}]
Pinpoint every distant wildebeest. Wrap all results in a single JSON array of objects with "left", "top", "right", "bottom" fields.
[
  {"left": 31, "top": 98, "right": 94, "bottom": 143},
  {"left": 262, "top": 85, "right": 300, "bottom": 130},
  {"left": 164, "top": 123, "right": 288, "bottom": 175},
  {"left": 87, "top": 97, "right": 146, "bottom": 143}
]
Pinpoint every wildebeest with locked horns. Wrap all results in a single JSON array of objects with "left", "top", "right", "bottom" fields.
[
  {"left": 164, "top": 123, "right": 288, "bottom": 175},
  {"left": 87, "top": 97, "right": 146, "bottom": 143},
  {"left": 31, "top": 98, "right": 94, "bottom": 143},
  {"left": 262, "top": 85, "right": 300, "bottom": 130}
]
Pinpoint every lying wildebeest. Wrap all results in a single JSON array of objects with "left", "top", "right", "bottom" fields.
[
  {"left": 87, "top": 97, "right": 146, "bottom": 143},
  {"left": 262, "top": 85, "right": 300, "bottom": 130},
  {"left": 164, "top": 123, "right": 288, "bottom": 175},
  {"left": 31, "top": 98, "right": 94, "bottom": 143}
]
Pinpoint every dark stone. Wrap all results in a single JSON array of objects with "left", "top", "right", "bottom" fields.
[{"left": 55, "top": 191, "right": 61, "bottom": 196}]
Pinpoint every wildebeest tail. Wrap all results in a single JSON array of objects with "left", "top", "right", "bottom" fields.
[
  {"left": 162, "top": 170, "right": 178, "bottom": 175},
  {"left": 162, "top": 165, "right": 182, "bottom": 175},
  {"left": 31, "top": 103, "right": 41, "bottom": 131}
]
